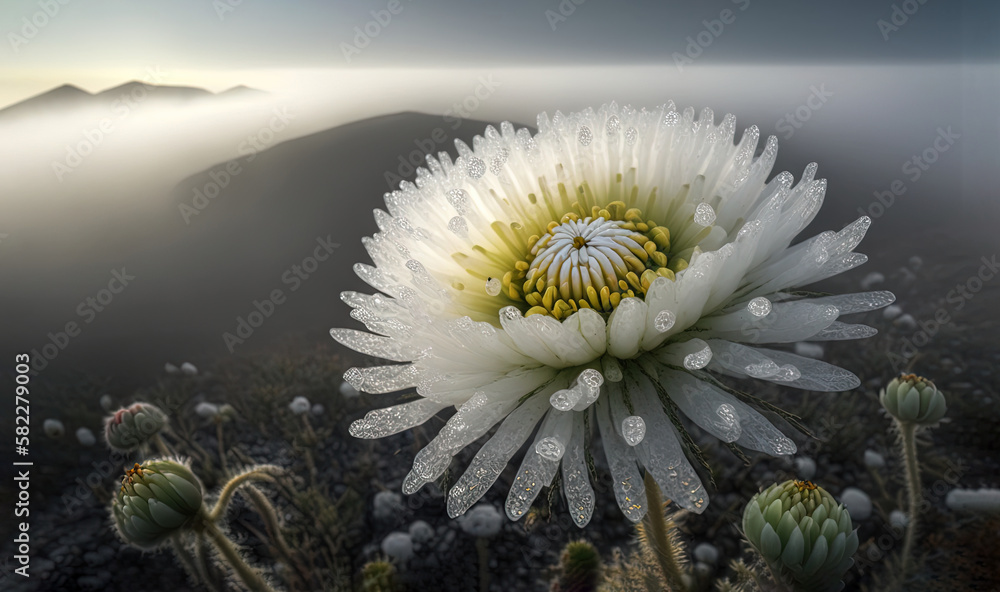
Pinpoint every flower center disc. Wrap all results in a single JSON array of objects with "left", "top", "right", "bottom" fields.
[{"left": 501, "top": 201, "right": 689, "bottom": 319}]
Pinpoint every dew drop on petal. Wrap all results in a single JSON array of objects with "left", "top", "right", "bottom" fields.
[
  {"left": 447, "top": 189, "right": 470, "bottom": 214},
  {"left": 683, "top": 345, "right": 713, "bottom": 370},
  {"left": 747, "top": 297, "right": 772, "bottom": 317},
  {"left": 448, "top": 216, "right": 468, "bottom": 238},
  {"left": 577, "top": 369, "right": 604, "bottom": 391},
  {"left": 663, "top": 111, "right": 679, "bottom": 126},
  {"left": 654, "top": 310, "right": 676, "bottom": 332},
  {"left": 606, "top": 116, "right": 620, "bottom": 136},
  {"left": 500, "top": 306, "right": 521, "bottom": 321},
  {"left": 344, "top": 367, "right": 364, "bottom": 390},
  {"left": 549, "top": 389, "right": 578, "bottom": 411},
  {"left": 745, "top": 360, "right": 780, "bottom": 378},
  {"left": 485, "top": 277, "right": 501, "bottom": 296},
  {"left": 771, "top": 364, "right": 801, "bottom": 382},
  {"left": 694, "top": 203, "right": 717, "bottom": 226},
  {"left": 624, "top": 127, "right": 638, "bottom": 145},
  {"left": 467, "top": 157, "right": 486, "bottom": 179},
  {"left": 578, "top": 126, "right": 593, "bottom": 146},
  {"left": 535, "top": 437, "right": 565, "bottom": 461},
  {"left": 621, "top": 416, "right": 646, "bottom": 446}
]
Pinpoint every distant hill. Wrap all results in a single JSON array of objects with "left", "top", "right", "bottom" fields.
[{"left": 0, "top": 82, "right": 268, "bottom": 120}]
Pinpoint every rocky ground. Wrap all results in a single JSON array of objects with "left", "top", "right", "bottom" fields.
[{"left": 2, "top": 233, "right": 998, "bottom": 592}]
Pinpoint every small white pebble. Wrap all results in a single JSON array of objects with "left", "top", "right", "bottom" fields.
[
  {"left": 195, "top": 402, "right": 219, "bottom": 418},
  {"left": 893, "top": 314, "right": 917, "bottom": 331},
  {"left": 889, "top": 509, "right": 909, "bottom": 528},
  {"left": 180, "top": 362, "right": 198, "bottom": 375},
  {"left": 380, "top": 532, "right": 413, "bottom": 563},
  {"left": 460, "top": 504, "right": 503, "bottom": 538},
  {"left": 310, "top": 404, "right": 324, "bottom": 416},
  {"left": 75, "top": 427, "right": 96, "bottom": 447},
  {"left": 794, "top": 456, "right": 817, "bottom": 480},
  {"left": 44, "top": 419, "right": 65, "bottom": 438},
  {"left": 908, "top": 255, "right": 923, "bottom": 270},
  {"left": 373, "top": 491, "right": 404, "bottom": 521},
  {"left": 288, "top": 396, "right": 310, "bottom": 415},
  {"left": 863, "top": 449, "right": 885, "bottom": 469},
  {"left": 409, "top": 520, "right": 435, "bottom": 544},
  {"left": 99, "top": 394, "right": 113, "bottom": 412},
  {"left": 946, "top": 488, "right": 1000, "bottom": 513},
  {"left": 793, "top": 343, "right": 825, "bottom": 359},
  {"left": 840, "top": 487, "right": 872, "bottom": 520},
  {"left": 164, "top": 363, "right": 179, "bottom": 374},
  {"left": 882, "top": 304, "right": 903, "bottom": 321},
  {"left": 860, "top": 271, "right": 885, "bottom": 290},
  {"left": 693, "top": 542, "right": 719, "bottom": 565},
  {"left": 339, "top": 381, "right": 359, "bottom": 398}
]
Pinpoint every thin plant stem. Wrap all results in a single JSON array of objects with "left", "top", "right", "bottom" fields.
[
  {"left": 216, "top": 421, "right": 228, "bottom": 475},
  {"left": 203, "top": 521, "right": 277, "bottom": 592},
  {"left": 169, "top": 534, "right": 200, "bottom": 584},
  {"left": 899, "top": 421, "right": 921, "bottom": 578},
  {"left": 152, "top": 433, "right": 173, "bottom": 457},
  {"left": 642, "top": 472, "right": 688, "bottom": 592},
  {"left": 193, "top": 532, "right": 224, "bottom": 592},
  {"left": 476, "top": 536, "right": 490, "bottom": 592},
  {"left": 242, "top": 484, "right": 309, "bottom": 582},
  {"left": 208, "top": 466, "right": 281, "bottom": 522}
]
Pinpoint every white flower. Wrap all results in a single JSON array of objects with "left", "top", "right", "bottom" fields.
[{"left": 334, "top": 103, "right": 893, "bottom": 527}]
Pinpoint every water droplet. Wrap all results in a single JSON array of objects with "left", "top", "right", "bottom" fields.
[
  {"left": 578, "top": 126, "right": 593, "bottom": 146},
  {"left": 466, "top": 157, "right": 486, "bottom": 178},
  {"left": 683, "top": 345, "right": 713, "bottom": 370},
  {"left": 500, "top": 306, "right": 521, "bottom": 321},
  {"left": 663, "top": 111, "right": 679, "bottom": 126},
  {"left": 448, "top": 216, "right": 468, "bottom": 237},
  {"left": 694, "top": 203, "right": 716, "bottom": 226},
  {"left": 624, "top": 127, "right": 638, "bottom": 145},
  {"left": 606, "top": 116, "right": 620, "bottom": 136},
  {"left": 344, "top": 367, "right": 364, "bottom": 390},
  {"left": 549, "top": 389, "right": 578, "bottom": 411},
  {"left": 747, "top": 297, "right": 772, "bottom": 317},
  {"left": 485, "top": 277, "right": 501, "bottom": 296},
  {"left": 447, "top": 189, "right": 470, "bottom": 214},
  {"left": 745, "top": 360, "right": 780, "bottom": 378},
  {"left": 621, "top": 416, "right": 646, "bottom": 446},
  {"left": 771, "top": 364, "right": 801, "bottom": 382},
  {"left": 654, "top": 310, "right": 676, "bottom": 332},
  {"left": 577, "top": 369, "right": 604, "bottom": 391},
  {"left": 489, "top": 149, "right": 508, "bottom": 175},
  {"left": 535, "top": 437, "right": 565, "bottom": 461}
]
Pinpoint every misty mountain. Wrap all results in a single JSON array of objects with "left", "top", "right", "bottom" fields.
[{"left": 0, "top": 82, "right": 268, "bottom": 121}]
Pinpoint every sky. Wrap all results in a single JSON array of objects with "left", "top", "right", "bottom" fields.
[{"left": 1, "top": 0, "right": 998, "bottom": 108}]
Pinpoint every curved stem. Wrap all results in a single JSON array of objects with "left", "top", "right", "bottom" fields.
[
  {"left": 203, "top": 521, "right": 277, "bottom": 592},
  {"left": 242, "top": 484, "right": 307, "bottom": 582},
  {"left": 899, "top": 421, "right": 921, "bottom": 579},
  {"left": 169, "top": 534, "right": 199, "bottom": 583},
  {"left": 642, "top": 472, "right": 688, "bottom": 592},
  {"left": 209, "top": 466, "right": 282, "bottom": 523}
]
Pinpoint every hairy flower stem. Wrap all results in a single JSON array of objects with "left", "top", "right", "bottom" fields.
[
  {"left": 170, "top": 535, "right": 200, "bottom": 584},
  {"left": 241, "top": 485, "right": 307, "bottom": 580},
  {"left": 194, "top": 533, "right": 225, "bottom": 592},
  {"left": 898, "top": 421, "right": 921, "bottom": 578},
  {"left": 642, "top": 472, "right": 688, "bottom": 592},
  {"left": 208, "top": 466, "right": 282, "bottom": 522},
  {"left": 152, "top": 433, "right": 173, "bottom": 457},
  {"left": 203, "top": 521, "right": 277, "bottom": 592}
]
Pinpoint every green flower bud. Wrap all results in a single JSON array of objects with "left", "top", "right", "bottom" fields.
[
  {"left": 112, "top": 459, "right": 203, "bottom": 549},
  {"left": 104, "top": 402, "right": 168, "bottom": 451},
  {"left": 880, "top": 374, "right": 946, "bottom": 425},
  {"left": 743, "top": 480, "right": 858, "bottom": 592}
]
